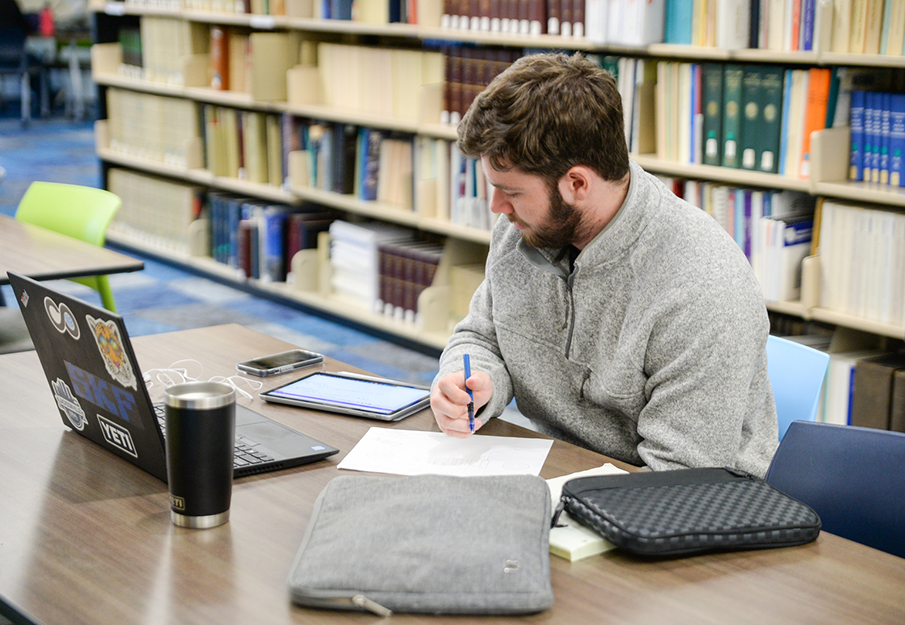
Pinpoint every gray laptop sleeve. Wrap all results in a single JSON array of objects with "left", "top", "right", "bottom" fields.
[{"left": 288, "top": 474, "right": 554, "bottom": 615}]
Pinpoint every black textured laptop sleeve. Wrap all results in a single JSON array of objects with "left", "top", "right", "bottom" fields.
[{"left": 559, "top": 467, "right": 821, "bottom": 557}]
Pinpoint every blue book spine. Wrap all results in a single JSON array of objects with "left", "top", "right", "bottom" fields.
[
  {"left": 330, "top": 0, "right": 352, "bottom": 20},
  {"left": 665, "top": 0, "right": 694, "bottom": 45},
  {"left": 889, "top": 94, "right": 905, "bottom": 188},
  {"left": 880, "top": 92, "right": 891, "bottom": 185},
  {"left": 227, "top": 198, "right": 242, "bottom": 269},
  {"left": 779, "top": 70, "right": 793, "bottom": 176},
  {"left": 263, "top": 209, "right": 289, "bottom": 282},
  {"left": 868, "top": 91, "right": 881, "bottom": 183},
  {"left": 744, "top": 191, "right": 752, "bottom": 260},
  {"left": 800, "top": 0, "right": 815, "bottom": 51},
  {"left": 849, "top": 90, "right": 865, "bottom": 181}
]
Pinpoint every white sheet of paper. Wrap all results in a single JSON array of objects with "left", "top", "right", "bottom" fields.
[{"left": 337, "top": 427, "right": 554, "bottom": 477}]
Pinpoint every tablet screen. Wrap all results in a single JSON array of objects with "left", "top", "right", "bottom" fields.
[{"left": 264, "top": 372, "right": 430, "bottom": 415}]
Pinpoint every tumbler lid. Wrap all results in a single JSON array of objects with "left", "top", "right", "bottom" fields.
[{"left": 165, "top": 381, "right": 235, "bottom": 409}]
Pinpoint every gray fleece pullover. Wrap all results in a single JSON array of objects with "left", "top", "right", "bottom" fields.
[{"left": 435, "top": 161, "right": 779, "bottom": 477}]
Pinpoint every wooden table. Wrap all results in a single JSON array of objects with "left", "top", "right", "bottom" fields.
[
  {"left": 0, "top": 214, "right": 144, "bottom": 285},
  {"left": 0, "top": 325, "right": 903, "bottom": 625}
]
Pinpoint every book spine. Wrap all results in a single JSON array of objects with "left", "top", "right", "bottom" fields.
[
  {"left": 210, "top": 26, "right": 229, "bottom": 90},
  {"left": 740, "top": 65, "right": 763, "bottom": 170},
  {"left": 864, "top": 91, "right": 877, "bottom": 182},
  {"left": 849, "top": 89, "right": 865, "bottom": 181},
  {"left": 759, "top": 66, "right": 784, "bottom": 173},
  {"left": 702, "top": 65, "right": 724, "bottom": 166},
  {"left": 721, "top": 64, "right": 744, "bottom": 168},
  {"left": 880, "top": 92, "right": 891, "bottom": 185},
  {"left": 890, "top": 93, "right": 905, "bottom": 187},
  {"left": 800, "top": 0, "right": 815, "bottom": 49}
]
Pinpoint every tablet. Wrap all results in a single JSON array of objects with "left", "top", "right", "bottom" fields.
[{"left": 260, "top": 371, "right": 431, "bottom": 421}]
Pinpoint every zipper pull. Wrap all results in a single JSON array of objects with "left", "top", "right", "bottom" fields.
[
  {"left": 352, "top": 594, "right": 393, "bottom": 617},
  {"left": 551, "top": 499, "right": 567, "bottom": 528}
]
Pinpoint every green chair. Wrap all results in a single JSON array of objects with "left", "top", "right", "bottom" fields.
[{"left": 15, "top": 181, "right": 123, "bottom": 311}]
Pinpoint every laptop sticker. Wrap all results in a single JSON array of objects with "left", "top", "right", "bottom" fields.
[
  {"left": 64, "top": 360, "right": 143, "bottom": 430},
  {"left": 45, "top": 296, "right": 80, "bottom": 340},
  {"left": 18, "top": 288, "right": 29, "bottom": 309},
  {"left": 85, "top": 315, "right": 137, "bottom": 390},
  {"left": 51, "top": 377, "right": 88, "bottom": 431},
  {"left": 97, "top": 415, "right": 139, "bottom": 458}
]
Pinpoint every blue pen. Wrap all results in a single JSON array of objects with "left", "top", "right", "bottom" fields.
[{"left": 464, "top": 354, "right": 475, "bottom": 433}]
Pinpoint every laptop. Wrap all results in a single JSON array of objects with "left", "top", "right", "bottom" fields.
[{"left": 8, "top": 271, "right": 339, "bottom": 483}]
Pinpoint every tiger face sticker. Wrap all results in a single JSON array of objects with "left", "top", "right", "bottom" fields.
[{"left": 86, "top": 315, "right": 137, "bottom": 390}]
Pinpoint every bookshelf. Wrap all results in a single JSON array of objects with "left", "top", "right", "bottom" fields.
[{"left": 89, "top": 1, "right": 905, "bottom": 348}]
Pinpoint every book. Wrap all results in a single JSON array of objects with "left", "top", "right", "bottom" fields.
[
  {"left": 721, "top": 64, "right": 744, "bottom": 168},
  {"left": 740, "top": 65, "right": 763, "bottom": 170},
  {"left": 831, "top": 0, "right": 852, "bottom": 51},
  {"left": 798, "top": 67, "right": 831, "bottom": 179},
  {"left": 885, "top": 0, "right": 905, "bottom": 54},
  {"left": 824, "top": 349, "right": 887, "bottom": 425},
  {"left": 619, "top": 0, "right": 666, "bottom": 45},
  {"left": 759, "top": 66, "right": 784, "bottom": 173},
  {"left": 862, "top": 0, "right": 884, "bottom": 54},
  {"left": 849, "top": 0, "right": 869, "bottom": 52},
  {"left": 664, "top": 0, "right": 693, "bottom": 43},
  {"left": 864, "top": 91, "right": 878, "bottom": 183},
  {"left": 800, "top": 0, "right": 815, "bottom": 49},
  {"left": 210, "top": 26, "right": 229, "bottom": 90},
  {"left": 285, "top": 210, "right": 336, "bottom": 263},
  {"left": 715, "top": 0, "right": 750, "bottom": 49},
  {"left": 879, "top": 92, "right": 891, "bottom": 185},
  {"left": 260, "top": 204, "right": 293, "bottom": 282},
  {"left": 547, "top": 464, "right": 626, "bottom": 561},
  {"left": 849, "top": 89, "right": 866, "bottom": 181},
  {"left": 889, "top": 93, "right": 905, "bottom": 187},
  {"left": 851, "top": 352, "right": 905, "bottom": 430},
  {"left": 765, "top": 214, "right": 813, "bottom": 301},
  {"left": 766, "top": 0, "right": 786, "bottom": 49}
]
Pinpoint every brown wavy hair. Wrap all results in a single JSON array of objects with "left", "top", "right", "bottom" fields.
[{"left": 457, "top": 52, "right": 629, "bottom": 186}]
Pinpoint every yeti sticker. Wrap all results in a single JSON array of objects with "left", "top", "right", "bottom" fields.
[
  {"left": 52, "top": 377, "right": 88, "bottom": 431},
  {"left": 97, "top": 415, "right": 138, "bottom": 458},
  {"left": 85, "top": 315, "right": 137, "bottom": 390}
]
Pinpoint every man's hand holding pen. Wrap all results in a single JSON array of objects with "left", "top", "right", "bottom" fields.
[{"left": 429, "top": 356, "right": 493, "bottom": 438}]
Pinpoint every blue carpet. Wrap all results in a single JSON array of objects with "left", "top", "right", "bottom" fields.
[{"left": 0, "top": 117, "right": 441, "bottom": 386}]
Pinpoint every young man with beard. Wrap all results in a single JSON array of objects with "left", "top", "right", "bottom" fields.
[{"left": 430, "top": 53, "right": 779, "bottom": 477}]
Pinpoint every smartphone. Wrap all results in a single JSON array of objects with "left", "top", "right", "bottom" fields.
[{"left": 236, "top": 349, "right": 325, "bottom": 377}]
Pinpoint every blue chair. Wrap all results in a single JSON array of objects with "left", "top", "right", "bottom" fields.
[
  {"left": 766, "top": 335, "right": 830, "bottom": 440},
  {"left": 765, "top": 421, "right": 905, "bottom": 558}
]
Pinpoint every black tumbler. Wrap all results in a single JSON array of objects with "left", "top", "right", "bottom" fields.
[{"left": 164, "top": 381, "right": 236, "bottom": 529}]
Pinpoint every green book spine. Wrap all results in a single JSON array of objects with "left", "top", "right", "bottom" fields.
[
  {"left": 702, "top": 64, "right": 723, "bottom": 167},
  {"left": 740, "top": 65, "right": 764, "bottom": 171},
  {"left": 759, "top": 66, "right": 785, "bottom": 174},
  {"left": 721, "top": 64, "right": 744, "bottom": 168}
]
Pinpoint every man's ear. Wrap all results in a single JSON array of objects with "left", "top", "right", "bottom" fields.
[{"left": 558, "top": 166, "right": 593, "bottom": 203}]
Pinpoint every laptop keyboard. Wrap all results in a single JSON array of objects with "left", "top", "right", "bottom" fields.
[{"left": 153, "top": 403, "right": 275, "bottom": 469}]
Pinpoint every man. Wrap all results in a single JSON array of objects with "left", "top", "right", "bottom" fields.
[{"left": 430, "top": 52, "right": 779, "bottom": 477}]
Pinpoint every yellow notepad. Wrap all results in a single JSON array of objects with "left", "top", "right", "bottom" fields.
[{"left": 547, "top": 464, "right": 627, "bottom": 561}]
